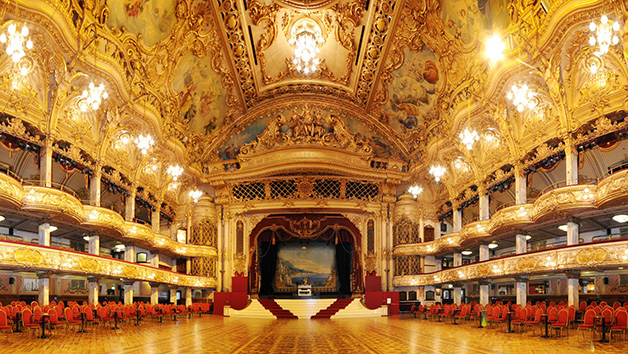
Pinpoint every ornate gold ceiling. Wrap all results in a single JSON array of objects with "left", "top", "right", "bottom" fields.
[{"left": 0, "top": 0, "right": 627, "bottom": 212}]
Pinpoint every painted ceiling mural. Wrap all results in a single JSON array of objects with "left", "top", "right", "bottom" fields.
[
  {"left": 441, "top": 0, "right": 512, "bottom": 45},
  {"left": 106, "top": 0, "right": 177, "bottom": 47}
]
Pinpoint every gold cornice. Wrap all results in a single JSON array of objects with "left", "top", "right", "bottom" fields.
[
  {"left": 393, "top": 239, "right": 628, "bottom": 287},
  {"left": 0, "top": 240, "right": 215, "bottom": 288}
]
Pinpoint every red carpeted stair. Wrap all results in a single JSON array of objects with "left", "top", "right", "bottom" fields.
[
  {"left": 311, "top": 298, "right": 354, "bottom": 319},
  {"left": 258, "top": 299, "right": 298, "bottom": 319}
]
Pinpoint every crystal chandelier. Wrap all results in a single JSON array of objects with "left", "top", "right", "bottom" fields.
[
  {"left": 459, "top": 128, "right": 479, "bottom": 150},
  {"left": 0, "top": 23, "right": 33, "bottom": 64},
  {"left": 167, "top": 165, "right": 184, "bottom": 181},
  {"left": 589, "top": 15, "right": 621, "bottom": 55},
  {"left": 429, "top": 164, "right": 446, "bottom": 182},
  {"left": 79, "top": 81, "right": 108, "bottom": 112},
  {"left": 506, "top": 83, "right": 537, "bottom": 112},
  {"left": 408, "top": 184, "right": 423, "bottom": 198},
  {"left": 135, "top": 134, "right": 154, "bottom": 155},
  {"left": 289, "top": 19, "right": 324, "bottom": 75},
  {"left": 189, "top": 189, "right": 203, "bottom": 203}
]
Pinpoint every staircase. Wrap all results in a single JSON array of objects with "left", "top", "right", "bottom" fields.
[
  {"left": 258, "top": 299, "right": 298, "bottom": 319},
  {"left": 311, "top": 298, "right": 354, "bottom": 319}
]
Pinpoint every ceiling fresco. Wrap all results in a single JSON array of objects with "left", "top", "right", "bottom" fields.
[
  {"left": 106, "top": 0, "right": 177, "bottom": 47},
  {"left": 441, "top": 0, "right": 512, "bottom": 45}
]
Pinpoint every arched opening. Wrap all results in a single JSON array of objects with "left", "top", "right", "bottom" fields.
[{"left": 248, "top": 214, "right": 364, "bottom": 298}]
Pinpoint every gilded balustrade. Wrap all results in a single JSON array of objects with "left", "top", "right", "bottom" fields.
[
  {"left": 394, "top": 172, "right": 626, "bottom": 257},
  {"left": 0, "top": 240, "right": 215, "bottom": 288},
  {"left": 393, "top": 239, "right": 628, "bottom": 287},
  {"left": 0, "top": 173, "right": 216, "bottom": 258}
]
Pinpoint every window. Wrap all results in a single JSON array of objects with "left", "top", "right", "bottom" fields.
[{"left": 136, "top": 252, "right": 148, "bottom": 263}]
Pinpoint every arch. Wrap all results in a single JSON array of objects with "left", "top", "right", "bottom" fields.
[{"left": 247, "top": 214, "right": 364, "bottom": 295}]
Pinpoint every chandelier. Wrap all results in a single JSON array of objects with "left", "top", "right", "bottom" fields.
[
  {"left": 0, "top": 23, "right": 33, "bottom": 64},
  {"left": 289, "top": 19, "right": 324, "bottom": 75},
  {"left": 589, "top": 15, "right": 621, "bottom": 55},
  {"left": 506, "top": 83, "right": 537, "bottom": 112},
  {"left": 459, "top": 128, "right": 479, "bottom": 150},
  {"left": 408, "top": 184, "right": 423, "bottom": 198},
  {"left": 189, "top": 189, "right": 203, "bottom": 203},
  {"left": 79, "top": 81, "right": 108, "bottom": 112},
  {"left": 429, "top": 164, "right": 446, "bottom": 182},
  {"left": 135, "top": 134, "right": 155, "bottom": 155},
  {"left": 167, "top": 165, "right": 184, "bottom": 181}
]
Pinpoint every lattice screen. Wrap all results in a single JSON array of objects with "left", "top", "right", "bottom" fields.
[
  {"left": 394, "top": 255, "right": 422, "bottom": 276},
  {"left": 393, "top": 218, "right": 420, "bottom": 245},
  {"left": 191, "top": 257, "right": 216, "bottom": 278},
  {"left": 190, "top": 219, "right": 217, "bottom": 247}
]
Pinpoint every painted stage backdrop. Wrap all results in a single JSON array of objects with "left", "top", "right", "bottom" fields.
[{"left": 274, "top": 242, "right": 338, "bottom": 292}]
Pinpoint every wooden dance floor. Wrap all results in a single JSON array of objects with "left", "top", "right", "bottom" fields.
[{"left": 2, "top": 315, "right": 628, "bottom": 353}]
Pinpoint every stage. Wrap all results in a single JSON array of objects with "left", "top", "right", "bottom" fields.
[{"left": 224, "top": 298, "right": 387, "bottom": 319}]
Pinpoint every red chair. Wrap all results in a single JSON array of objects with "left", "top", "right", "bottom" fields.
[
  {"left": 547, "top": 307, "right": 558, "bottom": 324},
  {"left": 610, "top": 309, "right": 628, "bottom": 341},
  {"left": 567, "top": 306, "right": 576, "bottom": 327},
  {"left": 579, "top": 301, "right": 587, "bottom": 313},
  {"left": 511, "top": 307, "right": 527, "bottom": 332},
  {"left": 64, "top": 307, "right": 81, "bottom": 332},
  {"left": 551, "top": 309, "right": 569, "bottom": 337},
  {"left": 578, "top": 309, "right": 596, "bottom": 340},
  {"left": 21, "top": 308, "right": 41, "bottom": 339},
  {"left": 48, "top": 309, "right": 66, "bottom": 335},
  {"left": 526, "top": 308, "right": 543, "bottom": 335},
  {"left": 0, "top": 309, "right": 13, "bottom": 341},
  {"left": 613, "top": 302, "right": 621, "bottom": 310}
]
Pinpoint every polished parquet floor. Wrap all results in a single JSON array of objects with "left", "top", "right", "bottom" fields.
[{"left": 1, "top": 314, "right": 628, "bottom": 354}]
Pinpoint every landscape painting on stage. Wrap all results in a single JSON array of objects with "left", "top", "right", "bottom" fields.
[{"left": 274, "top": 242, "right": 337, "bottom": 292}]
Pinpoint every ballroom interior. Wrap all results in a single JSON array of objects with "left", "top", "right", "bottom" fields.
[{"left": 2, "top": 0, "right": 628, "bottom": 352}]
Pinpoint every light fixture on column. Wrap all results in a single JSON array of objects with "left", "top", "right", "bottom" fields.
[
  {"left": 78, "top": 81, "right": 108, "bottom": 112},
  {"left": 589, "top": 15, "right": 621, "bottom": 55},
  {"left": 135, "top": 134, "right": 155, "bottom": 155},
  {"left": 167, "top": 165, "right": 184, "bottom": 181},
  {"left": 408, "top": 184, "right": 423, "bottom": 198},
  {"left": 507, "top": 82, "right": 537, "bottom": 112},
  {"left": 488, "top": 241, "right": 498, "bottom": 249},
  {"left": 0, "top": 23, "right": 33, "bottom": 64},
  {"left": 461, "top": 249, "right": 473, "bottom": 256},
  {"left": 189, "top": 189, "right": 203, "bottom": 203},
  {"left": 289, "top": 18, "right": 324, "bottom": 75},
  {"left": 49, "top": 225, "right": 58, "bottom": 232},
  {"left": 429, "top": 164, "right": 446, "bottom": 182}
]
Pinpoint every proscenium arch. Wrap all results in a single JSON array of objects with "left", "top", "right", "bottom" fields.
[{"left": 247, "top": 214, "right": 365, "bottom": 294}]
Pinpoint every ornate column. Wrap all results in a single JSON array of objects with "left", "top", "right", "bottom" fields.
[
  {"left": 124, "top": 243, "right": 136, "bottom": 263},
  {"left": 89, "top": 165, "right": 101, "bottom": 206},
  {"left": 190, "top": 197, "right": 218, "bottom": 285},
  {"left": 565, "top": 142, "right": 578, "bottom": 186},
  {"left": 169, "top": 285, "right": 177, "bottom": 305},
  {"left": 478, "top": 186, "right": 489, "bottom": 221},
  {"left": 514, "top": 164, "right": 527, "bottom": 205},
  {"left": 88, "top": 276, "right": 100, "bottom": 306},
  {"left": 567, "top": 216, "right": 579, "bottom": 246},
  {"left": 37, "top": 271, "right": 51, "bottom": 306},
  {"left": 452, "top": 203, "right": 462, "bottom": 232},
  {"left": 40, "top": 138, "right": 53, "bottom": 187},
  {"left": 123, "top": 280, "right": 134, "bottom": 305},
  {"left": 125, "top": 189, "right": 136, "bottom": 222},
  {"left": 515, "top": 232, "right": 527, "bottom": 255},
  {"left": 38, "top": 221, "right": 52, "bottom": 246},
  {"left": 185, "top": 287, "right": 192, "bottom": 307},
  {"left": 514, "top": 275, "right": 527, "bottom": 306},
  {"left": 88, "top": 234, "right": 100, "bottom": 255},
  {"left": 151, "top": 207, "right": 161, "bottom": 234},
  {"left": 150, "top": 282, "right": 159, "bottom": 305},
  {"left": 150, "top": 251, "right": 160, "bottom": 268},
  {"left": 452, "top": 283, "right": 462, "bottom": 305},
  {"left": 479, "top": 279, "right": 490, "bottom": 306},
  {"left": 566, "top": 271, "right": 580, "bottom": 307}
]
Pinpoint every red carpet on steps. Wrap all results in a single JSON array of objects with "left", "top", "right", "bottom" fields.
[
  {"left": 311, "top": 298, "right": 354, "bottom": 319},
  {"left": 258, "top": 299, "right": 298, "bottom": 319}
]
